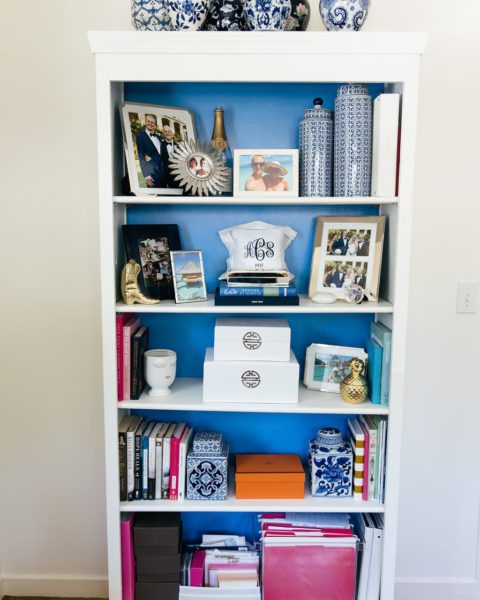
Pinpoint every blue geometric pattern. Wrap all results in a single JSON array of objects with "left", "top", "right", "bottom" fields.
[
  {"left": 334, "top": 83, "right": 372, "bottom": 197},
  {"left": 300, "top": 103, "right": 333, "bottom": 197},
  {"left": 187, "top": 442, "right": 229, "bottom": 501},
  {"left": 319, "top": 0, "right": 370, "bottom": 31},
  {"left": 131, "top": 0, "right": 172, "bottom": 30},
  {"left": 244, "top": 0, "right": 291, "bottom": 30},
  {"left": 193, "top": 432, "right": 223, "bottom": 454}
]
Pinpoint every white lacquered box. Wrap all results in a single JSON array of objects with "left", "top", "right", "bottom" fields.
[
  {"left": 213, "top": 317, "right": 291, "bottom": 362},
  {"left": 203, "top": 348, "right": 299, "bottom": 404}
]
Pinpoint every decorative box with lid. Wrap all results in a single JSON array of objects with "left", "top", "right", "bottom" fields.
[
  {"left": 309, "top": 427, "right": 353, "bottom": 497},
  {"left": 186, "top": 432, "right": 229, "bottom": 501}
]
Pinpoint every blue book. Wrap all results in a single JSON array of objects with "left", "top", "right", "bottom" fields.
[
  {"left": 370, "top": 321, "right": 392, "bottom": 406},
  {"left": 219, "top": 281, "right": 297, "bottom": 297},
  {"left": 366, "top": 337, "right": 383, "bottom": 405}
]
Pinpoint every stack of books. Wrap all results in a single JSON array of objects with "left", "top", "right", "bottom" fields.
[
  {"left": 214, "top": 270, "right": 299, "bottom": 306},
  {"left": 118, "top": 417, "right": 193, "bottom": 502},
  {"left": 116, "top": 313, "right": 149, "bottom": 401}
]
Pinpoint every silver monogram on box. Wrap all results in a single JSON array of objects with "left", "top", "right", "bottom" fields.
[
  {"left": 334, "top": 83, "right": 373, "bottom": 197},
  {"left": 299, "top": 98, "right": 333, "bottom": 197},
  {"left": 187, "top": 433, "right": 228, "bottom": 501}
]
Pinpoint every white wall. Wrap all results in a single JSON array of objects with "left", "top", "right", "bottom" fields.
[{"left": 0, "top": 1, "right": 479, "bottom": 598}]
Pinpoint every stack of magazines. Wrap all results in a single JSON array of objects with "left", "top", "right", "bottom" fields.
[{"left": 215, "top": 270, "right": 299, "bottom": 306}]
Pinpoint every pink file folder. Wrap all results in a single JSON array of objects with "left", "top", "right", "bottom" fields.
[
  {"left": 263, "top": 544, "right": 356, "bottom": 600},
  {"left": 120, "top": 514, "right": 135, "bottom": 600},
  {"left": 190, "top": 550, "right": 206, "bottom": 587}
]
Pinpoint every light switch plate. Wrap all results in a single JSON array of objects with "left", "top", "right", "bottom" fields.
[{"left": 456, "top": 282, "right": 478, "bottom": 313}]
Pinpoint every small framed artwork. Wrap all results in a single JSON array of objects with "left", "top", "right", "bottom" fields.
[
  {"left": 304, "top": 344, "right": 368, "bottom": 393},
  {"left": 233, "top": 149, "right": 299, "bottom": 197},
  {"left": 122, "top": 225, "right": 181, "bottom": 300},
  {"left": 120, "top": 102, "right": 197, "bottom": 196},
  {"left": 308, "top": 216, "right": 386, "bottom": 301},
  {"left": 170, "top": 250, "right": 208, "bottom": 304}
]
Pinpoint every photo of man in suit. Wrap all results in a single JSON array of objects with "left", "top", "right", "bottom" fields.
[
  {"left": 356, "top": 232, "right": 370, "bottom": 256},
  {"left": 159, "top": 124, "right": 178, "bottom": 188},
  {"left": 332, "top": 230, "right": 350, "bottom": 255},
  {"left": 135, "top": 114, "right": 165, "bottom": 188},
  {"left": 355, "top": 265, "right": 367, "bottom": 288},
  {"left": 332, "top": 264, "right": 346, "bottom": 287}
]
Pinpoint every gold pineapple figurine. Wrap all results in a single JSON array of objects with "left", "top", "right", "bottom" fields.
[
  {"left": 121, "top": 259, "right": 160, "bottom": 305},
  {"left": 340, "top": 358, "right": 368, "bottom": 404}
]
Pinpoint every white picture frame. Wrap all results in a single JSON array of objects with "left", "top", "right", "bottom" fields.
[
  {"left": 233, "top": 149, "right": 299, "bottom": 198},
  {"left": 304, "top": 343, "right": 368, "bottom": 393},
  {"left": 170, "top": 250, "right": 208, "bottom": 304},
  {"left": 120, "top": 101, "right": 197, "bottom": 196}
]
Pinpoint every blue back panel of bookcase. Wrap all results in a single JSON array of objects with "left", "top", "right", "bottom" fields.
[{"left": 125, "top": 82, "right": 383, "bottom": 542}]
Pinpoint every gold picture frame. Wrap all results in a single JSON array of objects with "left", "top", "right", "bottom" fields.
[{"left": 308, "top": 216, "right": 386, "bottom": 302}]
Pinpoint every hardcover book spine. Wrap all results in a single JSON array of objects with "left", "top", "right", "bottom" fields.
[
  {"left": 162, "top": 435, "right": 173, "bottom": 499},
  {"left": 116, "top": 316, "right": 124, "bottom": 402},
  {"left": 178, "top": 427, "right": 193, "bottom": 502},
  {"left": 118, "top": 429, "right": 128, "bottom": 501},
  {"left": 131, "top": 332, "right": 140, "bottom": 401},
  {"left": 219, "top": 285, "right": 297, "bottom": 297},
  {"left": 348, "top": 419, "right": 365, "bottom": 500},
  {"left": 126, "top": 428, "right": 136, "bottom": 501},
  {"left": 133, "top": 421, "right": 144, "bottom": 500},
  {"left": 154, "top": 439, "right": 164, "bottom": 500},
  {"left": 371, "top": 93, "right": 400, "bottom": 197},
  {"left": 123, "top": 318, "right": 140, "bottom": 401},
  {"left": 360, "top": 415, "right": 377, "bottom": 501}
]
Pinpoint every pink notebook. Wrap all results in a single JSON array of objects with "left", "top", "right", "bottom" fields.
[
  {"left": 120, "top": 513, "right": 135, "bottom": 600},
  {"left": 190, "top": 550, "right": 206, "bottom": 587},
  {"left": 263, "top": 545, "right": 356, "bottom": 600}
]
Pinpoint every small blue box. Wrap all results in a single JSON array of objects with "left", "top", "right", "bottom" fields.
[
  {"left": 309, "top": 427, "right": 353, "bottom": 497},
  {"left": 192, "top": 432, "right": 223, "bottom": 454},
  {"left": 187, "top": 438, "right": 229, "bottom": 501}
]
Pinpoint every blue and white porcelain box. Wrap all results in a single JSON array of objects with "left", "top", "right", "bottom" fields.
[
  {"left": 187, "top": 434, "right": 229, "bottom": 501},
  {"left": 309, "top": 427, "right": 353, "bottom": 497}
]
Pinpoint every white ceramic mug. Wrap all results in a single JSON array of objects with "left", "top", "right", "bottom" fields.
[{"left": 144, "top": 349, "right": 177, "bottom": 396}]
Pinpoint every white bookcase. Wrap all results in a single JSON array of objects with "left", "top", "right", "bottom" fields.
[{"left": 89, "top": 31, "right": 427, "bottom": 600}]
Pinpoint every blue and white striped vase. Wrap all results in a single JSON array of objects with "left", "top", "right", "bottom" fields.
[
  {"left": 334, "top": 83, "right": 372, "bottom": 197},
  {"left": 131, "top": 0, "right": 172, "bottom": 30},
  {"left": 319, "top": 0, "right": 370, "bottom": 31},
  {"left": 299, "top": 98, "right": 334, "bottom": 197}
]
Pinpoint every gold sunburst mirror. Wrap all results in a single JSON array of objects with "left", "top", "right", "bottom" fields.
[{"left": 168, "top": 140, "right": 230, "bottom": 197}]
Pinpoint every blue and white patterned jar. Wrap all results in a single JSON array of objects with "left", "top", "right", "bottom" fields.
[
  {"left": 244, "top": 0, "right": 291, "bottom": 31},
  {"left": 334, "top": 83, "right": 372, "bottom": 197},
  {"left": 131, "top": 0, "right": 172, "bottom": 30},
  {"left": 167, "top": 0, "right": 211, "bottom": 29},
  {"left": 319, "top": 0, "right": 370, "bottom": 31},
  {"left": 284, "top": 0, "right": 310, "bottom": 31},
  {"left": 309, "top": 427, "right": 353, "bottom": 497},
  {"left": 300, "top": 98, "right": 333, "bottom": 197},
  {"left": 203, "top": 0, "right": 247, "bottom": 30}
]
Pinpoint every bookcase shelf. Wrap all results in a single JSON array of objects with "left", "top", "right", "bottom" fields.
[
  {"left": 90, "top": 31, "right": 427, "bottom": 600},
  {"left": 114, "top": 195, "right": 398, "bottom": 206},
  {"left": 116, "top": 295, "right": 394, "bottom": 315},
  {"left": 119, "top": 377, "right": 389, "bottom": 415}
]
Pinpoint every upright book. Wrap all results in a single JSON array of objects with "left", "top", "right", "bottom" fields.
[
  {"left": 169, "top": 422, "right": 188, "bottom": 501},
  {"left": 347, "top": 418, "right": 365, "bottom": 500},
  {"left": 123, "top": 316, "right": 141, "bottom": 401},
  {"left": 120, "top": 513, "right": 135, "bottom": 600},
  {"left": 116, "top": 314, "right": 135, "bottom": 401},
  {"left": 370, "top": 320, "right": 392, "bottom": 406},
  {"left": 215, "top": 288, "right": 299, "bottom": 306},
  {"left": 371, "top": 93, "right": 400, "bottom": 197},
  {"left": 130, "top": 325, "right": 149, "bottom": 400},
  {"left": 118, "top": 415, "right": 133, "bottom": 501},
  {"left": 366, "top": 337, "right": 382, "bottom": 405},
  {"left": 154, "top": 422, "right": 171, "bottom": 500}
]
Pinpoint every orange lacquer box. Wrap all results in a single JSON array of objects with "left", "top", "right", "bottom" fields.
[{"left": 235, "top": 454, "right": 305, "bottom": 499}]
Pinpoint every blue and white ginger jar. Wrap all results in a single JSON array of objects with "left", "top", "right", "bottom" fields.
[
  {"left": 244, "top": 0, "right": 291, "bottom": 30},
  {"left": 131, "top": 0, "right": 172, "bottom": 30},
  {"left": 167, "top": 0, "right": 211, "bottom": 29},
  {"left": 203, "top": 0, "right": 247, "bottom": 30},
  {"left": 284, "top": 0, "right": 310, "bottom": 31},
  {"left": 299, "top": 97, "right": 334, "bottom": 197},
  {"left": 319, "top": 0, "right": 370, "bottom": 31},
  {"left": 334, "top": 83, "right": 372, "bottom": 197},
  {"left": 309, "top": 427, "right": 353, "bottom": 497}
]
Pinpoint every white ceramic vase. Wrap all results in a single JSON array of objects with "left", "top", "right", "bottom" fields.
[{"left": 144, "top": 349, "right": 177, "bottom": 397}]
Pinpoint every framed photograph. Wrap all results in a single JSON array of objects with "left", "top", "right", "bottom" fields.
[
  {"left": 308, "top": 216, "right": 386, "bottom": 302},
  {"left": 233, "top": 149, "right": 299, "bottom": 197},
  {"left": 170, "top": 250, "right": 208, "bottom": 304},
  {"left": 122, "top": 225, "right": 181, "bottom": 300},
  {"left": 120, "top": 102, "right": 197, "bottom": 196},
  {"left": 304, "top": 343, "right": 368, "bottom": 393}
]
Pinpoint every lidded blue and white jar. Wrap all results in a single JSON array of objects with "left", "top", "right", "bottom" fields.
[
  {"left": 334, "top": 83, "right": 372, "bottom": 197},
  {"left": 244, "top": 0, "right": 291, "bottom": 30},
  {"left": 299, "top": 98, "right": 334, "bottom": 197},
  {"left": 131, "top": 0, "right": 172, "bottom": 30},
  {"left": 309, "top": 427, "right": 353, "bottom": 497}
]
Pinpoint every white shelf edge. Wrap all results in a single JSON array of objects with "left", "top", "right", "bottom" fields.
[
  {"left": 119, "top": 377, "right": 389, "bottom": 415},
  {"left": 114, "top": 195, "right": 398, "bottom": 206},
  {"left": 115, "top": 294, "right": 393, "bottom": 314}
]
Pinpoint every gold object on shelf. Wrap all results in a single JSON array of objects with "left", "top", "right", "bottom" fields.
[
  {"left": 340, "top": 358, "right": 368, "bottom": 404},
  {"left": 121, "top": 259, "right": 160, "bottom": 305}
]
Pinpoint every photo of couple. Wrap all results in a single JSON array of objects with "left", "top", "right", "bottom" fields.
[
  {"left": 188, "top": 155, "right": 211, "bottom": 179},
  {"left": 323, "top": 261, "right": 368, "bottom": 289},
  {"left": 326, "top": 228, "right": 371, "bottom": 257},
  {"left": 121, "top": 102, "right": 196, "bottom": 195},
  {"left": 235, "top": 149, "right": 298, "bottom": 197}
]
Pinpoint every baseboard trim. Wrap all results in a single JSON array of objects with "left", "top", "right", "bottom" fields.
[
  {"left": 1, "top": 575, "right": 108, "bottom": 598},
  {"left": 395, "top": 578, "right": 480, "bottom": 600}
]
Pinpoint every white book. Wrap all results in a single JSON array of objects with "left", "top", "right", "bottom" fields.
[
  {"left": 356, "top": 513, "right": 374, "bottom": 600},
  {"left": 178, "top": 427, "right": 193, "bottom": 501},
  {"left": 366, "top": 513, "right": 383, "bottom": 600},
  {"left": 154, "top": 423, "right": 170, "bottom": 499},
  {"left": 359, "top": 415, "right": 377, "bottom": 500},
  {"left": 126, "top": 416, "right": 141, "bottom": 497},
  {"left": 371, "top": 93, "right": 400, "bottom": 197}
]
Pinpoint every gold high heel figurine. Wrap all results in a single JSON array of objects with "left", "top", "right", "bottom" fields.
[
  {"left": 340, "top": 358, "right": 368, "bottom": 404},
  {"left": 121, "top": 259, "right": 160, "bottom": 305}
]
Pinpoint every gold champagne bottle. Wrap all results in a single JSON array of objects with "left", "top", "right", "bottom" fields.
[{"left": 210, "top": 106, "right": 232, "bottom": 195}]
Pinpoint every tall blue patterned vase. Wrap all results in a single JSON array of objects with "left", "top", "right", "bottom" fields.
[
  {"left": 334, "top": 83, "right": 372, "bottom": 197},
  {"left": 300, "top": 98, "right": 333, "bottom": 197},
  {"left": 131, "top": 0, "right": 172, "bottom": 30},
  {"left": 244, "top": 0, "right": 291, "bottom": 30},
  {"left": 319, "top": 0, "right": 370, "bottom": 31}
]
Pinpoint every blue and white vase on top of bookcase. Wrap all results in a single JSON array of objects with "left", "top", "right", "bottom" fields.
[
  {"left": 334, "top": 83, "right": 373, "bottom": 197},
  {"left": 131, "top": 0, "right": 172, "bottom": 30},
  {"left": 244, "top": 0, "right": 291, "bottom": 30},
  {"left": 319, "top": 0, "right": 370, "bottom": 31}
]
